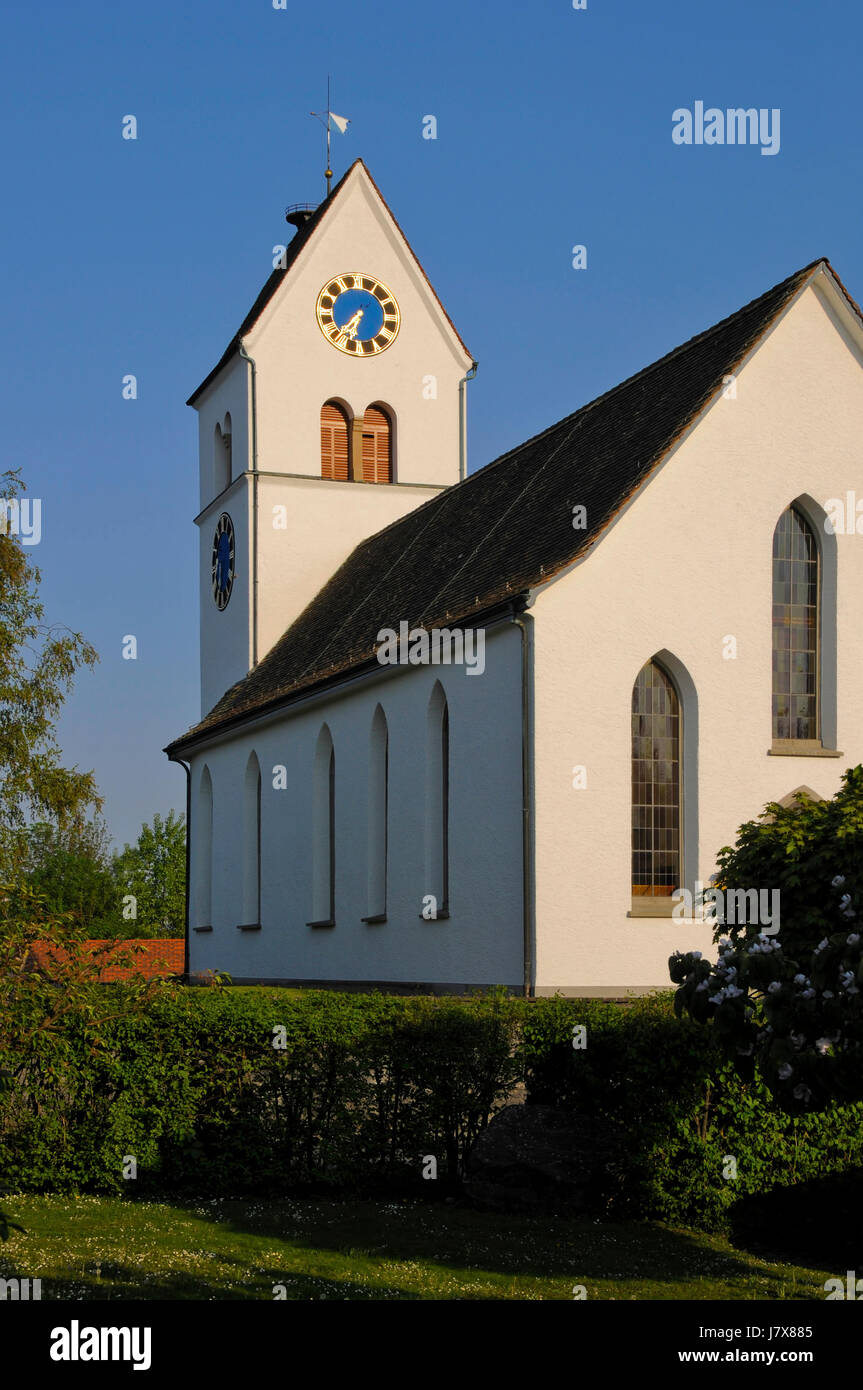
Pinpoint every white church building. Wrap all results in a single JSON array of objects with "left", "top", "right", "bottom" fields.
[{"left": 166, "top": 159, "right": 863, "bottom": 995}]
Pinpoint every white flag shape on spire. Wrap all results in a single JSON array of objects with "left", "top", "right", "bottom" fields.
[{"left": 328, "top": 112, "right": 350, "bottom": 134}]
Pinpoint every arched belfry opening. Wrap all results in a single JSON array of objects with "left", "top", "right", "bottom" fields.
[
  {"left": 321, "top": 401, "right": 350, "bottom": 480},
  {"left": 360, "top": 404, "right": 393, "bottom": 483}
]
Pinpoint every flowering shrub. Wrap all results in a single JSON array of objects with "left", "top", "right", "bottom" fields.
[
  {"left": 671, "top": 767, "right": 863, "bottom": 1109},
  {"left": 522, "top": 992, "right": 863, "bottom": 1231}
]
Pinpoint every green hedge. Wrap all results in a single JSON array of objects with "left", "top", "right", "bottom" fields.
[
  {"left": 3, "top": 985, "right": 861, "bottom": 1232},
  {"left": 0, "top": 987, "right": 522, "bottom": 1198}
]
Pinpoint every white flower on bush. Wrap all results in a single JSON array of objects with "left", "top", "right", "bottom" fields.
[
  {"left": 708, "top": 983, "right": 744, "bottom": 1005},
  {"left": 847, "top": 934, "right": 860, "bottom": 946},
  {"left": 815, "top": 939, "right": 829, "bottom": 953},
  {"left": 793, "top": 974, "right": 809, "bottom": 985},
  {"left": 832, "top": 875, "right": 846, "bottom": 888},
  {"left": 750, "top": 935, "right": 780, "bottom": 955},
  {"left": 793, "top": 1083, "right": 813, "bottom": 1103},
  {"left": 815, "top": 1037, "right": 832, "bottom": 1055},
  {"left": 840, "top": 894, "right": 856, "bottom": 919},
  {"left": 802, "top": 988, "right": 816, "bottom": 1000},
  {"left": 767, "top": 981, "right": 782, "bottom": 994},
  {"left": 823, "top": 990, "right": 835, "bottom": 1000},
  {"left": 777, "top": 1062, "right": 793, "bottom": 1080}
]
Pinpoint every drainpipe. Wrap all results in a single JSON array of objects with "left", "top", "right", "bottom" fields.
[
  {"left": 238, "top": 341, "right": 259, "bottom": 667},
  {"left": 458, "top": 362, "right": 478, "bottom": 482},
  {"left": 167, "top": 754, "right": 191, "bottom": 981},
  {"left": 509, "top": 600, "right": 535, "bottom": 998}
]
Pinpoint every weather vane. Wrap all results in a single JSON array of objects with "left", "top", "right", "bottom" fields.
[{"left": 311, "top": 76, "right": 351, "bottom": 198}]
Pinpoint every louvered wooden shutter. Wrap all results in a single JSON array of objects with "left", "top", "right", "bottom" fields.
[
  {"left": 361, "top": 406, "right": 392, "bottom": 483},
  {"left": 321, "top": 403, "right": 349, "bottom": 480}
]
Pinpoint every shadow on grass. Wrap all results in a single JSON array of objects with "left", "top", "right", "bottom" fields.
[
  {"left": 729, "top": 1169, "right": 863, "bottom": 1271},
  {"left": 156, "top": 1195, "right": 825, "bottom": 1296}
]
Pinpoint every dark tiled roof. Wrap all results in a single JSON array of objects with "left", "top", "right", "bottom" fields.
[
  {"left": 187, "top": 159, "right": 472, "bottom": 405},
  {"left": 168, "top": 256, "right": 851, "bottom": 753}
]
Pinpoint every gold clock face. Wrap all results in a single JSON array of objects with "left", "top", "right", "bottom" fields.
[{"left": 315, "top": 273, "right": 400, "bottom": 356}]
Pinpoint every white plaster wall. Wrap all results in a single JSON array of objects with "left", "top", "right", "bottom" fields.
[
  {"left": 188, "top": 623, "right": 524, "bottom": 987},
  {"left": 254, "top": 473, "right": 445, "bottom": 666},
  {"left": 531, "top": 277, "right": 863, "bottom": 992}
]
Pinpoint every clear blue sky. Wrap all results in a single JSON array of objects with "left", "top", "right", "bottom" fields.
[{"left": 1, "top": 0, "right": 861, "bottom": 849}]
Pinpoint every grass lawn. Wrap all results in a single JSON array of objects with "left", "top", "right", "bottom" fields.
[{"left": 0, "top": 1195, "right": 834, "bottom": 1300}]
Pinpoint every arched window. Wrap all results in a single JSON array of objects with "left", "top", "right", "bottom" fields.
[
  {"left": 242, "top": 753, "right": 261, "bottom": 926},
  {"left": 195, "top": 766, "right": 213, "bottom": 927},
  {"left": 365, "top": 706, "right": 388, "bottom": 922},
  {"left": 310, "top": 726, "right": 335, "bottom": 925},
  {"left": 222, "top": 412, "right": 232, "bottom": 482},
  {"left": 214, "top": 422, "right": 230, "bottom": 496},
  {"left": 632, "top": 660, "right": 681, "bottom": 905},
  {"left": 772, "top": 505, "right": 819, "bottom": 742},
  {"left": 425, "top": 684, "right": 449, "bottom": 917},
  {"left": 321, "top": 402, "right": 350, "bottom": 480},
  {"left": 361, "top": 404, "right": 392, "bottom": 483}
]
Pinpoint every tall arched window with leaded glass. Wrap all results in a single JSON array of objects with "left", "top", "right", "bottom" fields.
[
  {"left": 632, "top": 660, "right": 681, "bottom": 908},
  {"left": 772, "top": 505, "right": 819, "bottom": 743}
]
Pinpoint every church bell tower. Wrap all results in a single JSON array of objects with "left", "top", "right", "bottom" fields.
[{"left": 187, "top": 160, "right": 475, "bottom": 717}]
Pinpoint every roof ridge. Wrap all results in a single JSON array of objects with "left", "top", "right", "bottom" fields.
[
  {"left": 328, "top": 257, "right": 829, "bottom": 554},
  {"left": 473, "top": 258, "right": 826, "bottom": 476}
]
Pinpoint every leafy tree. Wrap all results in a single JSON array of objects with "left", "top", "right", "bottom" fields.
[
  {"left": 19, "top": 818, "right": 121, "bottom": 932},
  {"left": 111, "top": 811, "right": 186, "bottom": 938},
  {"left": 670, "top": 767, "right": 863, "bottom": 1110},
  {"left": 0, "top": 468, "right": 100, "bottom": 880}
]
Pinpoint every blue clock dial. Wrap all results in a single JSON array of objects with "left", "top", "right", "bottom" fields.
[
  {"left": 211, "top": 512, "right": 235, "bottom": 610},
  {"left": 331, "top": 288, "right": 384, "bottom": 341},
  {"left": 316, "top": 273, "right": 401, "bottom": 356}
]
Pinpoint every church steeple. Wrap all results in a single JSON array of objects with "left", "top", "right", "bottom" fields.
[{"left": 188, "top": 161, "right": 474, "bottom": 717}]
